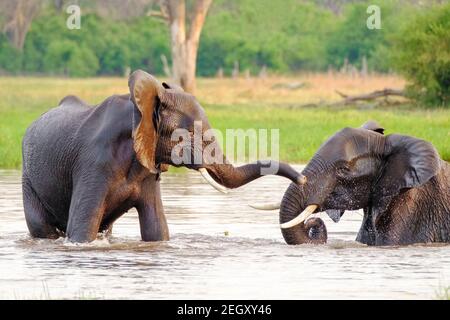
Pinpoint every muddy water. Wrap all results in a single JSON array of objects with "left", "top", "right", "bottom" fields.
[{"left": 0, "top": 167, "right": 449, "bottom": 299}]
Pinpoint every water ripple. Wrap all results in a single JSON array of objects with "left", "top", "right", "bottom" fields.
[{"left": 0, "top": 168, "right": 449, "bottom": 299}]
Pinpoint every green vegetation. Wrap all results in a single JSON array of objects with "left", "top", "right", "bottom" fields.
[
  {"left": 207, "top": 104, "right": 450, "bottom": 164},
  {"left": 199, "top": 0, "right": 336, "bottom": 74},
  {"left": 1, "top": 77, "right": 449, "bottom": 169},
  {"left": 1, "top": 0, "right": 448, "bottom": 105},
  {"left": 392, "top": 4, "right": 450, "bottom": 106},
  {"left": 0, "top": 1, "right": 449, "bottom": 168},
  {"left": 2, "top": 10, "right": 170, "bottom": 77},
  {"left": 12, "top": 281, "right": 104, "bottom": 300},
  {"left": 325, "top": 0, "right": 413, "bottom": 72},
  {"left": 435, "top": 286, "right": 450, "bottom": 300},
  {"left": 0, "top": 1, "right": 445, "bottom": 75}
]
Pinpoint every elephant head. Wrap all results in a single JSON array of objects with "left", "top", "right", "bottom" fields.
[
  {"left": 128, "top": 70, "right": 306, "bottom": 191},
  {"left": 252, "top": 121, "right": 441, "bottom": 245}
]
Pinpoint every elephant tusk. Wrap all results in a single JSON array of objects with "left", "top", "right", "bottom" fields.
[
  {"left": 249, "top": 202, "right": 281, "bottom": 210},
  {"left": 199, "top": 168, "right": 229, "bottom": 194},
  {"left": 280, "top": 204, "right": 318, "bottom": 229}
]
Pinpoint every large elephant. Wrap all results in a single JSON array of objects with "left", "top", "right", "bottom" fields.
[
  {"left": 253, "top": 121, "right": 450, "bottom": 246},
  {"left": 22, "top": 70, "right": 305, "bottom": 243}
]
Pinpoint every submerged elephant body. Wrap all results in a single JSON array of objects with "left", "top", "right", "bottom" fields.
[
  {"left": 278, "top": 122, "right": 450, "bottom": 246},
  {"left": 22, "top": 70, "right": 304, "bottom": 243},
  {"left": 22, "top": 93, "right": 167, "bottom": 242}
]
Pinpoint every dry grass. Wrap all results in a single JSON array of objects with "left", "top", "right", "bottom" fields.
[
  {"left": 0, "top": 76, "right": 128, "bottom": 111},
  {"left": 196, "top": 73, "right": 406, "bottom": 106},
  {"left": 0, "top": 73, "right": 406, "bottom": 109}
]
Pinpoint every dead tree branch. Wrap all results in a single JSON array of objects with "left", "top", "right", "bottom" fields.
[
  {"left": 332, "top": 88, "right": 407, "bottom": 106},
  {"left": 147, "top": 9, "right": 169, "bottom": 21}
]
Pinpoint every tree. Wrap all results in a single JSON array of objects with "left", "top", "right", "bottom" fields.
[
  {"left": 1, "top": 0, "right": 42, "bottom": 50},
  {"left": 392, "top": 3, "right": 450, "bottom": 106},
  {"left": 152, "top": 0, "right": 212, "bottom": 93}
]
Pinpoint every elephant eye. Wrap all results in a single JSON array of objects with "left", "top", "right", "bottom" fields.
[{"left": 336, "top": 164, "right": 351, "bottom": 177}]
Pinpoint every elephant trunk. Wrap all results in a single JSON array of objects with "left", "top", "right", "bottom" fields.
[
  {"left": 204, "top": 160, "right": 305, "bottom": 189},
  {"left": 198, "top": 138, "right": 305, "bottom": 188},
  {"left": 279, "top": 183, "right": 327, "bottom": 245}
]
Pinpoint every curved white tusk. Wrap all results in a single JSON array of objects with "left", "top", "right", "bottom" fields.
[
  {"left": 280, "top": 204, "right": 318, "bottom": 229},
  {"left": 199, "top": 168, "right": 229, "bottom": 194},
  {"left": 249, "top": 202, "right": 281, "bottom": 210}
]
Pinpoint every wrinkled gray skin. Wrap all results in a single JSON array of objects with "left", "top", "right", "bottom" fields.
[
  {"left": 280, "top": 121, "right": 450, "bottom": 246},
  {"left": 22, "top": 70, "right": 303, "bottom": 243}
]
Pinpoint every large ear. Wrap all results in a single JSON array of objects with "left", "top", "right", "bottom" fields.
[
  {"left": 383, "top": 134, "right": 440, "bottom": 189},
  {"left": 128, "top": 70, "right": 163, "bottom": 174},
  {"left": 373, "top": 134, "right": 441, "bottom": 222}
]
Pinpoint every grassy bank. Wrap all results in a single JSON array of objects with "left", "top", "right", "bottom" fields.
[
  {"left": 436, "top": 286, "right": 450, "bottom": 300},
  {"left": 1, "top": 75, "right": 449, "bottom": 169}
]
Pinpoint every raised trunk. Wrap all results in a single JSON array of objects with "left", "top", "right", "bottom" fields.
[{"left": 279, "top": 183, "right": 327, "bottom": 245}]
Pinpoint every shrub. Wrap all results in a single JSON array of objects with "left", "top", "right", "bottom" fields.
[
  {"left": 392, "top": 4, "right": 450, "bottom": 107},
  {"left": 0, "top": 35, "right": 22, "bottom": 73},
  {"left": 326, "top": 0, "right": 414, "bottom": 72},
  {"left": 44, "top": 40, "right": 99, "bottom": 77}
]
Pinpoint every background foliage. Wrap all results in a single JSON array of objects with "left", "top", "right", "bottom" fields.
[
  {"left": 0, "top": 0, "right": 448, "bottom": 105},
  {"left": 391, "top": 4, "right": 450, "bottom": 106}
]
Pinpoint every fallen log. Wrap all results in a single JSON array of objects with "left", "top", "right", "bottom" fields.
[
  {"left": 279, "top": 88, "right": 407, "bottom": 110},
  {"left": 332, "top": 88, "right": 407, "bottom": 106}
]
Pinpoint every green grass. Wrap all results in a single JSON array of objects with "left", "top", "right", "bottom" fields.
[
  {"left": 1, "top": 77, "right": 449, "bottom": 169},
  {"left": 435, "top": 286, "right": 450, "bottom": 300},
  {"left": 205, "top": 103, "right": 450, "bottom": 164},
  {"left": 12, "top": 281, "right": 104, "bottom": 300}
]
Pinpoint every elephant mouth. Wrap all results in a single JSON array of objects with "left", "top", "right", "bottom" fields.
[
  {"left": 325, "top": 209, "right": 345, "bottom": 223},
  {"left": 281, "top": 205, "right": 346, "bottom": 228}
]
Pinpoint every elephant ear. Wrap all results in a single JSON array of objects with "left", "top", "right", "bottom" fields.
[
  {"left": 128, "top": 70, "right": 164, "bottom": 174},
  {"left": 373, "top": 134, "right": 441, "bottom": 223}
]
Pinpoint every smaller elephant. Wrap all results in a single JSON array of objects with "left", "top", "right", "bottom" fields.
[{"left": 252, "top": 121, "right": 450, "bottom": 246}]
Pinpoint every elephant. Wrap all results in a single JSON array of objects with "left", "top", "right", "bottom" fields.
[
  {"left": 21, "top": 70, "right": 306, "bottom": 243},
  {"left": 252, "top": 121, "right": 450, "bottom": 246}
]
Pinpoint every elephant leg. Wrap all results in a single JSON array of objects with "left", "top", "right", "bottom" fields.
[
  {"left": 66, "top": 174, "right": 108, "bottom": 243},
  {"left": 99, "top": 224, "right": 113, "bottom": 236},
  {"left": 136, "top": 178, "right": 169, "bottom": 242},
  {"left": 356, "top": 208, "right": 376, "bottom": 245},
  {"left": 22, "top": 175, "right": 60, "bottom": 239},
  {"left": 105, "top": 224, "right": 113, "bottom": 236}
]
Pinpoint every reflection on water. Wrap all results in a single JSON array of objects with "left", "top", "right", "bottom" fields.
[{"left": 0, "top": 167, "right": 449, "bottom": 299}]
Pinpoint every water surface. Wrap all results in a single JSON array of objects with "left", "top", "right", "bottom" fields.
[{"left": 0, "top": 168, "right": 448, "bottom": 299}]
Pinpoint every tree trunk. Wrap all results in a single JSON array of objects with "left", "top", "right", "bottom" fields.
[
  {"left": 2, "top": 0, "right": 41, "bottom": 51},
  {"left": 183, "top": 40, "right": 198, "bottom": 93},
  {"left": 162, "top": 0, "right": 212, "bottom": 94}
]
